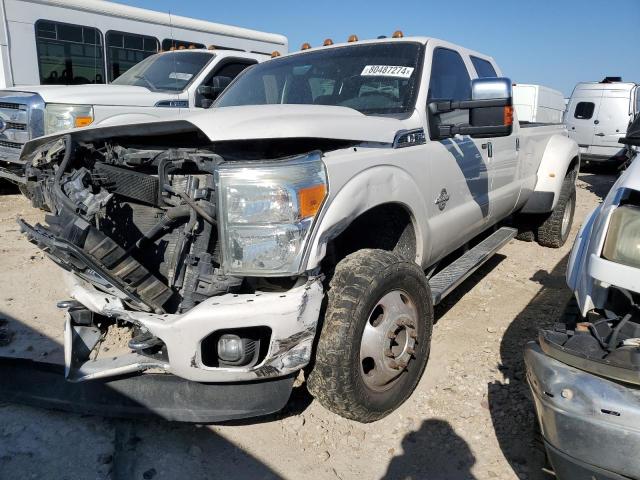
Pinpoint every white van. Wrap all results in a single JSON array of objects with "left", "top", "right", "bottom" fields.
[
  {"left": 513, "top": 84, "right": 565, "bottom": 124},
  {"left": 565, "top": 78, "right": 639, "bottom": 164}
]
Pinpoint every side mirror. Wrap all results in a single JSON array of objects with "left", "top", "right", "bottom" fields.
[
  {"left": 428, "top": 77, "right": 514, "bottom": 139},
  {"left": 197, "top": 76, "right": 233, "bottom": 100}
]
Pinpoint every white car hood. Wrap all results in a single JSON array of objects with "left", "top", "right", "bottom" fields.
[
  {"left": 183, "top": 104, "right": 411, "bottom": 144},
  {"left": 5, "top": 84, "right": 183, "bottom": 107}
]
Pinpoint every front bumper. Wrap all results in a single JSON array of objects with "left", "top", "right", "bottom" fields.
[
  {"left": 65, "top": 273, "right": 324, "bottom": 383},
  {"left": 525, "top": 342, "right": 640, "bottom": 479}
]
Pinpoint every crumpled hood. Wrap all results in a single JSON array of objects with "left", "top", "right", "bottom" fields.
[
  {"left": 184, "top": 104, "right": 411, "bottom": 144},
  {"left": 21, "top": 104, "right": 414, "bottom": 160},
  {"left": 4, "top": 84, "right": 183, "bottom": 107}
]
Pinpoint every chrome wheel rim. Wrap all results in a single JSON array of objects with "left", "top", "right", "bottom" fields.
[
  {"left": 561, "top": 195, "right": 574, "bottom": 239},
  {"left": 359, "top": 290, "right": 419, "bottom": 392}
]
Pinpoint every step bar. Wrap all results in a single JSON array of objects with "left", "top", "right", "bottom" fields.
[{"left": 429, "top": 227, "right": 517, "bottom": 305}]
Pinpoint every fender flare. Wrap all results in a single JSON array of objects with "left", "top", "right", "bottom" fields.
[
  {"left": 304, "top": 165, "right": 429, "bottom": 270},
  {"left": 521, "top": 134, "right": 580, "bottom": 213}
]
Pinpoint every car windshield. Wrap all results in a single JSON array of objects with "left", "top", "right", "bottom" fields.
[
  {"left": 215, "top": 42, "right": 423, "bottom": 115},
  {"left": 112, "top": 51, "right": 213, "bottom": 92}
]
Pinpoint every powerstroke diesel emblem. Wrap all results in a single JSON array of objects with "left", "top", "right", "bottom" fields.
[{"left": 435, "top": 189, "right": 450, "bottom": 211}]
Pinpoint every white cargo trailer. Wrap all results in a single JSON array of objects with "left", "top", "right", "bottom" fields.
[
  {"left": 513, "top": 83, "right": 565, "bottom": 124},
  {"left": 0, "top": 0, "right": 287, "bottom": 87}
]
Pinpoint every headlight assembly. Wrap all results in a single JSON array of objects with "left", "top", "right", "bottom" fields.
[
  {"left": 602, "top": 204, "right": 640, "bottom": 269},
  {"left": 217, "top": 152, "right": 327, "bottom": 276},
  {"left": 44, "top": 104, "right": 94, "bottom": 135}
]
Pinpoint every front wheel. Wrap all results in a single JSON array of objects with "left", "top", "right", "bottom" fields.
[{"left": 307, "top": 249, "right": 433, "bottom": 423}]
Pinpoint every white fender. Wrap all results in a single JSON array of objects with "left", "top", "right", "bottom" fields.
[
  {"left": 521, "top": 134, "right": 580, "bottom": 213},
  {"left": 304, "top": 165, "right": 428, "bottom": 270}
]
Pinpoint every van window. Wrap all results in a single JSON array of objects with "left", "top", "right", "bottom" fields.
[
  {"left": 106, "top": 31, "right": 159, "bottom": 81},
  {"left": 162, "top": 39, "right": 205, "bottom": 51},
  {"left": 574, "top": 101, "right": 595, "bottom": 119},
  {"left": 470, "top": 56, "right": 497, "bottom": 78},
  {"left": 35, "top": 20, "right": 105, "bottom": 85}
]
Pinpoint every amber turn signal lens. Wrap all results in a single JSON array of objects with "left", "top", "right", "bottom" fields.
[
  {"left": 392, "top": 30, "right": 404, "bottom": 38},
  {"left": 74, "top": 117, "right": 93, "bottom": 128},
  {"left": 503, "top": 106, "right": 514, "bottom": 126},
  {"left": 323, "top": 38, "right": 333, "bottom": 46},
  {"left": 301, "top": 42, "right": 311, "bottom": 50},
  {"left": 348, "top": 34, "right": 358, "bottom": 42},
  {"left": 298, "top": 184, "right": 326, "bottom": 219}
]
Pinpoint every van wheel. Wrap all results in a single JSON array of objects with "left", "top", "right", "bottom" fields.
[
  {"left": 307, "top": 249, "right": 433, "bottom": 423},
  {"left": 536, "top": 173, "right": 576, "bottom": 248}
]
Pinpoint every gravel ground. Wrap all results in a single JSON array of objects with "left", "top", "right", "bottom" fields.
[{"left": 0, "top": 171, "right": 616, "bottom": 480}]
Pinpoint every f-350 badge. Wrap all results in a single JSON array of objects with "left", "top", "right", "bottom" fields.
[{"left": 435, "top": 189, "right": 450, "bottom": 211}]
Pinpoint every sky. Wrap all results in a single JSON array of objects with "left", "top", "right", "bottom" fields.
[{"left": 114, "top": 0, "right": 640, "bottom": 96}]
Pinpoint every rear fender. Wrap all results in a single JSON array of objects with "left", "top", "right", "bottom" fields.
[{"left": 521, "top": 135, "right": 579, "bottom": 213}]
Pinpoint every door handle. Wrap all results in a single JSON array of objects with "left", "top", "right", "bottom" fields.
[
  {"left": 595, "top": 133, "right": 605, "bottom": 137},
  {"left": 594, "top": 120, "right": 600, "bottom": 125},
  {"left": 481, "top": 142, "right": 493, "bottom": 158}
]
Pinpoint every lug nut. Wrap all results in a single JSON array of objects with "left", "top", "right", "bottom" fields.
[
  {"left": 384, "top": 348, "right": 395, "bottom": 358},
  {"left": 409, "top": 331, "right": 418, "bottom": 339},
  {"left": 389, "top": 360, "right": 399, "bottom": 370},
  {"left": 406, "top": 347, "right": 415, "bottom": 356},
  {"left": 387, "top": 331, "right": 397, "bottom": 339}
]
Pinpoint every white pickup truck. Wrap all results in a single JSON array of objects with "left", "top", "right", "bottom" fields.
[
  {"left": 6, "top": 35, "right": 580, "bottom": 423},
  {"left": 0, "top": 48, "right": 267, "bottom": 187}
]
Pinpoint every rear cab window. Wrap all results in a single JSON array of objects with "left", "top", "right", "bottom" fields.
[
  {"left": 470, "top": 56, "right": 497, "bottom": 78},
  {"left": 574, "top": 102, "right": 595, "bottom": 119}
]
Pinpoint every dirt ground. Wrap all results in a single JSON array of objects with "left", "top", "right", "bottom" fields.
[{"left": 0, "top": 171, "right": 617, "bottom": 480}]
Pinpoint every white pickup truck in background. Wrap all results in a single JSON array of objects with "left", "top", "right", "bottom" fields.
[
  {"left": 0, "top": 48, "right": 269, "bottom": 188},
  {"left": 8, "top": 35, "right": 580, "bottom": 423}
]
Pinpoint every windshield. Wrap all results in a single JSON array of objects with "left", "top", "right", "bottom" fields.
[
  {"left": 215, "top": 42, "right": 423, "bottom": 115},
  {"left": 112, "top": 51, "right": 213, "bottom": 92}
]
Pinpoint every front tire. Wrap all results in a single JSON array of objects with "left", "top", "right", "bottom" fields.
[{"left": 307, "top": 249, "right": 433, "bottom": 423}]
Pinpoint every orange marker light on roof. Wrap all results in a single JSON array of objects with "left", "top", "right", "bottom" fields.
[
  {"left": 392, "top": 30, "right": 404, "bottom": 38},
  {"left": 169, "top": 46, "right": 176, "bottom": 51},
  {"left": 348, "top": 34, "right": 358, "bottom": 42},
  {"left": 178, "top": 45, "right": 186, "bottom": 50},
  {"left": 188, "top": 44, "right": 196, "bottom": 49},
  {"left": 301, "top": 42, "right": 312, "bottom": 50},
  {"left": 504, "top": 105, "right": 514, "bottom": 126},
  {"left": 298, "top": 184, "right": 327, "bottom": 219},
  {"left": 271, "top": 51, "right": 281, "bottom": 58},
  {"left": 323, "top": 38, "right": 333, "bottom": 46},
  {"left": 208, "top": 45, "right": 216, "bottom": 50}
]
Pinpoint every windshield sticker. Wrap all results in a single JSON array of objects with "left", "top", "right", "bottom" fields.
[
  {"left": 169, "top": 72, "right": 194, "bottom": 81},
  {"left": 361, "top": 65, "right": 414, "bottom": 78}
]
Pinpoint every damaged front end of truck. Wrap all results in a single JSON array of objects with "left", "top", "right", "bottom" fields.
[{"left": 2, "top": 119, "right": 340, "bottom": 421}]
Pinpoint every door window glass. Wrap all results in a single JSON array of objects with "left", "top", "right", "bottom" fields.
[
  {"left": 428, "top": 47, "right": 471, "bottom": 127},
  {"left": 470, "top": 56, "right": 497, "bottom": 78},
  {"left": 574, "top": 102, "right": 595, "bottom": 119},
  {"left": 35, "top": 20, "right": 105, "bottom": 85},
  {"left": 106, "top": 31, "right": 159, "bottom": 81}
]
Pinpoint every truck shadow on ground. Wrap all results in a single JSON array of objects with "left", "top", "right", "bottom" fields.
[
  {"left": 0, "top": 310, "right": 287, "bottom": 480},
  {"left": 577, "top": 172, "right": 617, "bottom": 201},
  {"left": 488, "top": 253, "right": 572, "bottom": 480},
  {"left": 0, "top": 180, "right": 19, "bottom": 195},
  {"left": 383, "top": 419, "right": 477, "bottom": 480}
]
